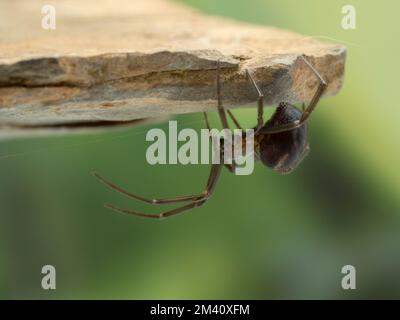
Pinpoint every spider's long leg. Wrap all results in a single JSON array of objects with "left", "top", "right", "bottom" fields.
[
  {"left": 226, "top": 109, "right": 243, "bottom": 129},
  {"left": 206, "top": 69, "right": 243, "bottom": 131},
  {"left": 279, "top": 144, "right": 310, "bottom": 174},
  {"left": 223, "top": 163, "right": 236, "bottom": 173},
  {"left": 94, "top": 172, "right": 203, "bottom": 205},
  {"left": 203, "top": 112, "right": 212, "bottom": 131},
  {"left": 216, "top": 61, "right": 230, "bottom": 131},
  {"left": 246, "top": 69, "right": 264, "bottom": 131},
  {"left": 298, "top": 55, "right": 327, "bottom": 122},
  {"left": 104, "top": 202, "right": 202, "bottom": 219},
  {"left": 261, "top": 55, "right": 327, "bottom": 134},
  {"left": 214, "top": 65, "right": 238, "bottom": 172},
  {"left": 203, "top": 112, "right": 236, "bottom": 174},
  {"left": 99, "top": 163, "right": 223, "bottom": 219}
]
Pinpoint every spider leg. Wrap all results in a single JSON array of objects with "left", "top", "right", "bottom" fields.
[
  {"left": 223, "top": 163, "right": 236, "bottom": 173},
  {"left": 278, "top": 143, "right": 310, "bottom": 174},
  {"left": 97, "top": 163, "right": 222, "bottom": 219},
  {"left": 94, "top": 172, "right": 203, "bottom": 205},
  {"left": 216, "top": 61, "right": 230, "bottom": 131},
  {"left": 203, "top": 112, "right": 236, "bottom": 174},
  {"left": 299, "top": 55, "right": 327, "bottom": 122},
  {"left": 104, "top": 201, "right": 203, "bottom": 219},
  {"left": 203, "top": 111, "right": 212, "bottom": 131},
  {"left": 204, "top": 108, "right": 242, "bottom": 131},
  {"left": 260, "top": 55, "right": 327, "bottom": 134},
  {"left": 213, "top": 63, "right": 241, "bottom": 173},
  {"left": 246, "top": 69, "right": 264, "bottom": 131},
  {"left": 226, "top": 109, "right": 243, "bottom": 129}
]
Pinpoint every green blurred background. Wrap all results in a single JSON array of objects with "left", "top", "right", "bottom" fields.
[{"left": 1, "top": 0, "right": 399, "bottom": 299}]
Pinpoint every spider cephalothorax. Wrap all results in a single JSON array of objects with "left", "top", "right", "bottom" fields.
[{"left": 94, "top": 55, "right": 327, "bottom": 219}]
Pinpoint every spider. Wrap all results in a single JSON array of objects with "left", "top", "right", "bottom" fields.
[{"left": 93, "top": 55, "right": 327, "bottom": 219}]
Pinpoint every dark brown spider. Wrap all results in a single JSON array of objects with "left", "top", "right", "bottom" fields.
[{"left": 93, "top": 55, "right": 327, "bottom": 219}]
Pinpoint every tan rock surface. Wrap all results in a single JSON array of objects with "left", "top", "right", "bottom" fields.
[{"left": 0, "top": 0, "right": 346, "bottom": 136}]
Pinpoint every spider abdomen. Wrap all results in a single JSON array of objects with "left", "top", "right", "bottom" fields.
[{"left": 259, "top": 103, "right": 309, "bottom": 174}]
